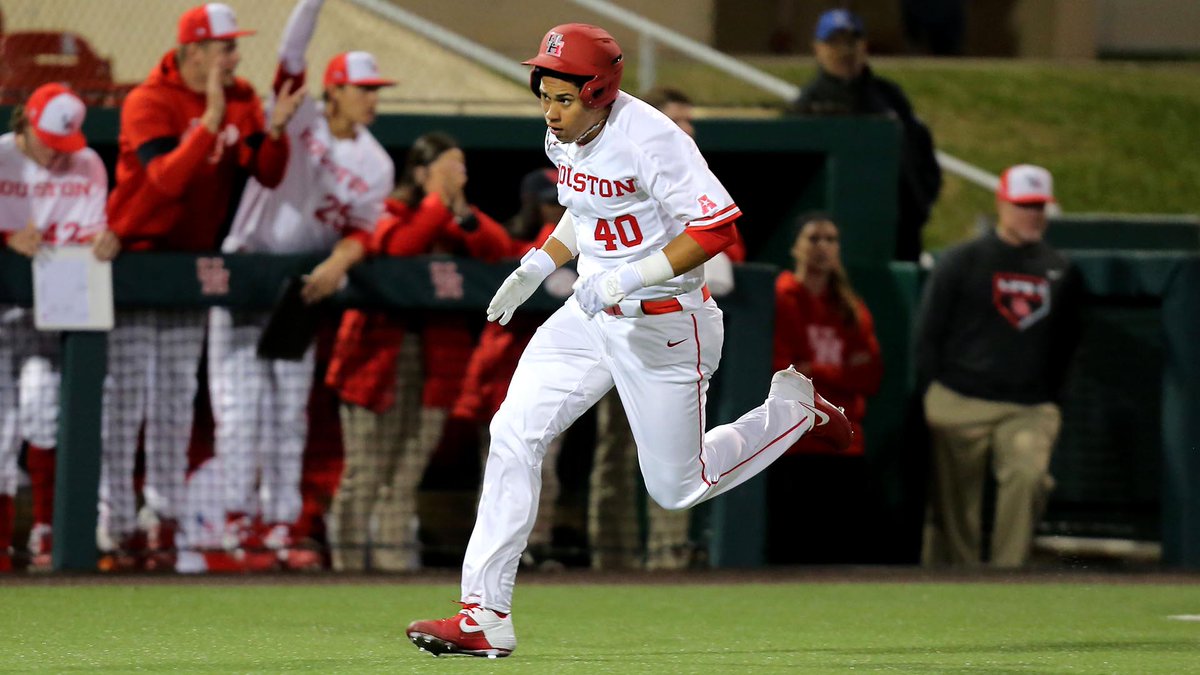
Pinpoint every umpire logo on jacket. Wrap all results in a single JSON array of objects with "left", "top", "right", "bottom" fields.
[{"left": 993, "top": 273, "right": 1050, "bottom": 330}]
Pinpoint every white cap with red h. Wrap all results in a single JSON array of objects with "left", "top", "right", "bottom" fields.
[
  {"left": 323, "top": 52, "right": 396, "bottom": 88},
  {"left": 26, "top": 83, "right": 87, "bottom": 153},
  {"left": 177, "top": 3, "right": 255, "bottom": 45}
]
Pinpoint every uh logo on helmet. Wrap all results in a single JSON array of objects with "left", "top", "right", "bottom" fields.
[{"left": 523, "top": 23, "right": 624, "bottom": 109}]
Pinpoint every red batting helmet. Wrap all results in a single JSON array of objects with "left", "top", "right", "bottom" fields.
[{"left": 522, "top": 23, "right": 623, "bottom": 109}]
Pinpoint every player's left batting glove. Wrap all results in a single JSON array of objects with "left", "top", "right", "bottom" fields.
[
  {"left": 487, "top": 248, "right": 557, "bottom": 326},
  {"left": 573, "top": 264, "right": 644, "bottom": 318}
]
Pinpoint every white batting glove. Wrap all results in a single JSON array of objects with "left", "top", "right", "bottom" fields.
[
  {"left": 487, "top": 249, "right": 556, "bottom": 326},
  {"left": 573, "top": 264, "right": 644, "bottom": 318}
]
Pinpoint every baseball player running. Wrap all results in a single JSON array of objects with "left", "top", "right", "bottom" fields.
[
  {"left": 407, "top": 24, "right": 851, "bottom": 657},
  {"left": 201, "top": 0, "right": 394, "bottom": 570},
  {"left": 0, "top": 84, "right": 118, "bottom": 571}
]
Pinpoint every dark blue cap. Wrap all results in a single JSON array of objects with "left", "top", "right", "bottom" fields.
[{"left": 814, "top": 9, "right": 865, "bottom": 41}]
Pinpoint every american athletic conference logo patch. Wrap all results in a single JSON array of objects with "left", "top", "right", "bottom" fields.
[
  {"left": 546, "top": 32, "right": 565, "bottom": 56},
  {"left": 992, "top": 272, "right": 1050, "bottom": 330}
]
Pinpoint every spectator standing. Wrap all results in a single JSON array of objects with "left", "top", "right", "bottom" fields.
[
  {"left": 200, "top": 0, "right": 394, "bottom": 571},
  {"left": 773, "top": 214, "right": 882, "bottom": 456},
  {"left": 0, "top": 84, "right": 118, "bottom": 572},
  {"left": 917, "top": 164, "right": 1082, "bottom": 568},
  {"left": 325, "top": 132, "right": 510, "bottom": 571},
  {"left": 790, "top": 9, "right": 942, "bottom": 262},
  {"left": 100, "top": 2, "right": 303, "bottom": 569}
]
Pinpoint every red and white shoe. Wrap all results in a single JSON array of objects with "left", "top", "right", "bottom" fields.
[
  {"left": 27, "top": 523, "right": 53, "bottom": 571},
  {"left": 407, "top": 603, "right": 516, "bottom": 658},
  {"left": 770, "top": 366, "right": 853, "bottom": 453}
]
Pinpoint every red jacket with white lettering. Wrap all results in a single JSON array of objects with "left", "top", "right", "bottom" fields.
[
  {"left": 773, "top": 270, "right": 883, "bottom": 456},
  {"left": 106, "top": 51, "right": 289, "bottom": 251},
  {"left": 325, "top": 194, "right": 511, "bottom": 413}
]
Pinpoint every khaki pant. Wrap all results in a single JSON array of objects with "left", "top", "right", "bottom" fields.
[
  {"left": 330, "top": 333, "right": 446, "bottom": 572},
  {"left": 588, "top": 391, "right": 692, "bottom": 570},
  {"left": 921, "top": 381, "right": 1060, "bottom": 568}
]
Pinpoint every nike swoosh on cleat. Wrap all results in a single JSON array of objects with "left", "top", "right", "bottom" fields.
[
  {"left": 798, "top": 401, "right": 830, "bottom": 427},
  {"left": 667, "top": 339, "right": 687, "bottom": 347},
  {"left": 459, "top": 620, "right": 486, "bottom": 634}
]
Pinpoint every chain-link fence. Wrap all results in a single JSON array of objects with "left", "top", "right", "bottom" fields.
[{"left": 0, "top": 0, "right": 532, "bottom": 112}]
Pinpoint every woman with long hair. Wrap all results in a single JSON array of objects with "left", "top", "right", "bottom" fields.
[{"left": 774, "top": 213, "right": 883, "bottom": 455}]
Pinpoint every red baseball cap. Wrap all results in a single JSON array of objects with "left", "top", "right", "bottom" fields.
[
  {"left": 997, "top": 164, "right": 1055, "bottom": 204},
  {"left": 323, "top": 52, "right": 396, "bottom": 88},
  {"left": 177, "top": 3, "right": 255, "bottom": 45},
  {"left": 25, "top": 83, "right": 87, "bottom": 153}
]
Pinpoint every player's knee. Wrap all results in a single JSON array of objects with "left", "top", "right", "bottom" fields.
[
  {"left": 643, "top": 481, "right": 694, "bottom": 512},
  {"left": 486, "top": 410, "right": 542, "bottom": 467}
]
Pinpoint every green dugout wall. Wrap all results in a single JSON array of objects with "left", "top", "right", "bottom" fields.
[{"left": 0, "top": 112, "right": 917, "bottom": 570}]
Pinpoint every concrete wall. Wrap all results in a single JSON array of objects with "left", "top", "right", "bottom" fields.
[
  {"left": 394, "top": 0, "right": 716, "bottom": 59},
  {"left": 1, "top": 0, "right": 529, "bottom": 111}
]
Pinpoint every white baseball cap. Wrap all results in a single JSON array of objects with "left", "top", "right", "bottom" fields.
[
  {"left": 25, "top": 83, "right": 87, "bottom": 153},
  {"left": 323, "top": 52, "right": 397, "bottom": 88},
  {"left": 177, "top": 3, "right": 255, "bottom": 45},
  {"left": 997, "top": 164, "right": 1055, "bottom": 204}
]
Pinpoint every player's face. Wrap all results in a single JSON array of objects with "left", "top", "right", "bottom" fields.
[
  {"left": 539, "top": 76, "right": 607, "bottom": 143},
  {"left": 197, "top": 39, "right": 241, "bottom": 86},
  {"left": 330, "top": 84, "right": 382, "bottom": 126},
  {"left": 996, "top": 199, "right": 1049, "bottom": 246},
  {"left": 18, "top": 129, "right": 70, "bottom": 171},
  {"left": 660, "top": 102, "right": 695, "bottom": 138},
  {"left": 793, "top": 219, "right": 841, "bottom": 275},
  {"left": 813, "top": 32, "right": 867, "bottom": 81}
]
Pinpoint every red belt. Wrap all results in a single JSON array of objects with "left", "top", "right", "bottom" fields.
[{"left": 603, "top": 285, "right": 711, "bottom": 317}]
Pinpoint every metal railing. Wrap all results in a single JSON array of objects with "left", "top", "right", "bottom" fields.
[{"left": 350, "top": 0, "right": 1001, "bottom": 197}]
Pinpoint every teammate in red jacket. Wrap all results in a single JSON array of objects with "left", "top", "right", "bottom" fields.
[
  {"left": 97, "top": 3, "right": 304, "bottom": 570},
  {"left": 325, "top": 132, "right": 510, "bottom": 571},
  {"left": 773, "top": 214, "right": 882, "bottom": 456}
]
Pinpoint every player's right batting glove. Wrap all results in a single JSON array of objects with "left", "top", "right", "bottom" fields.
[{"left": 487, "top": 248, "right": 557, "bottom": 326}]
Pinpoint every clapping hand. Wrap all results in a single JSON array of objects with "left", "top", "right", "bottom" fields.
[{"left": 269, "top": 79, "right": 308, "bottom": 139}]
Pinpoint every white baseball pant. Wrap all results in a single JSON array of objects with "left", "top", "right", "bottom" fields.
[
  {"left": 100, "top": 308, "right": 205, "bottom": 539},
  {"left": 461, "top": 296, "right": 813, "bottom": 612},
  {"left": 0, "top": 307, "right": 25, "bottom": 498},
  {"left": 208, "top": 307, "right": 314, "bottom": 526},
  {"left": 0, "top": 309, "right": 60, "bottom": 496}
]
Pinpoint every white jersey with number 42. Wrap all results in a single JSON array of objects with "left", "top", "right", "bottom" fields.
[
  {"left": 546, "top": 91, "right": 740, "bottom": 301},
  {"left": 222, "top": 97, "right": 393, "bottom": 254},
  {"left": 0, "top": 132, "right": 107, "bottom": 243}
]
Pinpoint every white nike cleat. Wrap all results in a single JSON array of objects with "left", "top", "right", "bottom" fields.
[
  {"left": 407, "top": 604, "right": 516, "bottom": 658},
  {"left": 771, "top": 366, "right": 853, "bottom": 453}
]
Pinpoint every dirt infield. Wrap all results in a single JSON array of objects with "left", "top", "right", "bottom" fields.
[{"left": 4, "top": 565, "right": 1199, "bottom": 588}]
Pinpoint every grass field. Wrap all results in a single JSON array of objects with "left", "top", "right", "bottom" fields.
[{"left": 4, "top": 573, "right": 1200, "bottom": 673}]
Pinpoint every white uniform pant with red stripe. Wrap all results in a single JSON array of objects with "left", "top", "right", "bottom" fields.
[
  {"left": 100, "top": 309, "right": 205, "bottom": 538},
  {"left": 208, "top": 307, "right": 313, "bottom": 525},
  {"left": 461, "top": 297, "right": 813, "bottom": 612}
]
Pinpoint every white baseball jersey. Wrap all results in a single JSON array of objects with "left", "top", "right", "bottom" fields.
[
  {"left": 0, "top": 132, "right": 107, "bottom": 242},
  {"left": 222, "top": 97, "right": 393, "bottom": 254},
  {"left": 546, "top": 91, "right": 740, "bottom": 300}
]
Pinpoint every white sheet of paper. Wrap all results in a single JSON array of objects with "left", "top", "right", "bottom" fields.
[{"left": 32, "top": 245, "right": 114, "bottom": 331}]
